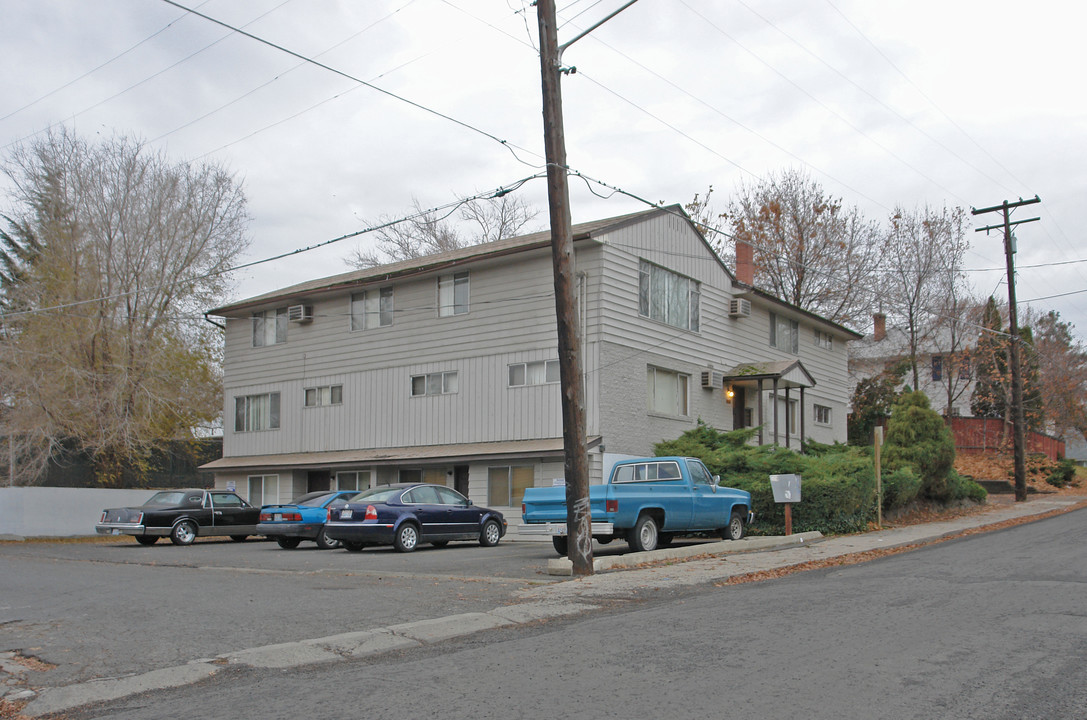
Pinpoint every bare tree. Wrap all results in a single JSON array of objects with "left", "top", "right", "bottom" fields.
[
  {"left": 1022, "top": 307, "right": 1087, "bottom": 441},
  {"left": 348, "top": 194, "right": 540, "bottom": 268},
  {"left": 882, "top": 204, "right": 969, "bottom": 391},
  {"left": 725, "top": 168, "right": 883, "bottom": 329},
  {"left": 0, "top": 129, "right": 249, "bottom": 485}
]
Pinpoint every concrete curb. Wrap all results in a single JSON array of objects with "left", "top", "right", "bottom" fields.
[{"left": 545, "top": 532, "right": 825, "bottom": 575}]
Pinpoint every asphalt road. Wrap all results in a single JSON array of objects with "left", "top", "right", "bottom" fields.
[{"left": 51, "top": 507, "right": 1087, "bottom": 720}]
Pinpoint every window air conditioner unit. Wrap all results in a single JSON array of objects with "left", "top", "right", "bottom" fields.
[
  {"left": 701, "top": 370, "right": 724, "bottom": 389},
  {"left": 729, "top": 298, "right": 751, "bottom": 318},
  {"left": 287, "top": 304, "right": 313, "bottom": 323}
]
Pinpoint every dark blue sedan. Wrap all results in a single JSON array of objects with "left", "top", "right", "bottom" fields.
[
  {"left": 324, "top": 483, "right": 507, "bottom": 553},
  {"left": 257, "top": 490, "right": 358, "bottom": 549}
]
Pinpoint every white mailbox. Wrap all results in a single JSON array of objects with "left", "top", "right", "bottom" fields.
[{"left": 769, "top": 474, "right": 801, "bottom": 503}]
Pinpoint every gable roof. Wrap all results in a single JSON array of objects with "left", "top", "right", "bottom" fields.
[{"left": 209, "top": 205, "right": 680, "bottom": 316}]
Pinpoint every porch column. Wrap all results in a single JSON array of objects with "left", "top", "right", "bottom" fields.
[
  {"left": 772, "top": 378, "right": 780, "bottom": 447},
  {"left": 800, "top": 387, "right": 806, "bottom": 453},
  {"left": 784, "top": 387, "right": 791, "bottom": 449},
  {"left": 757, "top": 379, "right": 765, "bottom": 446}
]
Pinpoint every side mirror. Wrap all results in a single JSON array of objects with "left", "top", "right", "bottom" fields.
[
  {"left": 713, "top": 475, "right": 721, "bottom": 485},
  {"left": 467, "top": 499, "right": 474, "bottom": 506}
]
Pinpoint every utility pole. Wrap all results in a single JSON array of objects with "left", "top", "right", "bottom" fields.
[
  {"left": 536, "top": 0, "right": 638, "bottom": 576},
  {"left": 971, "top": 196, "right": 1041, "bottom": 502}
]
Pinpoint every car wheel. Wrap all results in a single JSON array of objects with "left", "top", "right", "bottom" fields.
[
  {"left": 276, "top": 537, "right": 301, "bottom": 549},
  {"left": 135, "top": 536, "right": 158, "bottom": 546},
  {"left": 479, "top": 519, "right": 502, "bottom": 547},
  {"left": 230, "top": 535, "right": 249, "bottom": 542},
  {"left": 343, "top": 541, "right": 366, "bottom": 552},
  {"left": 314, "top": 528, "right": 341, "bottom": 550},
  {"left": 394, "top": 523, "right": 419, "bottom": 553},
  {"left": 657, "top": 532, "right": 675, "bottom": 548},
  {"left": 628, "top": 514, "right": 659, "bottom": 553},
  {"left": 431, "top": 540, "right": 450, "bottom": 548},
  {"left": 170, "top": 520, "right": 197, "bottom": 546},
  {"left": 551, "top": 535, "right": 568, "bottom": 556},
  {"left": 725, "top": 511, "right": 746, "bottom": 541}
]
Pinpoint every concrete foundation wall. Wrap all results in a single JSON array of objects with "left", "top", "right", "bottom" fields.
[{"left": 0, "top": 487, "right": 158, "bottom": 538}]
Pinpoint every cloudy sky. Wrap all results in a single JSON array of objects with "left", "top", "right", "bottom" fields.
[{"left": 2, "top": 0, "right": 1085, "bottom": 337}]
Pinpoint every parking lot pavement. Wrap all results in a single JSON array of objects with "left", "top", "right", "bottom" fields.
[{"left": 6, "top": 496, "right": 1085, "bottom": 717}]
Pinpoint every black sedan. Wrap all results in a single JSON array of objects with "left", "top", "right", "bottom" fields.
[
  {"left": 95, "top": 489, "right": 260, "bottom": 546},
  {"left": 324, "top": 483, "right": 507, "bottom": 553}
]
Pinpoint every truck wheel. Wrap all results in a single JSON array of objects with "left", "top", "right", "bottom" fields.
[
  {"left": 725, "top": 511, "right": 746, "bottom": 541},
  {"left": 552, "top": 535, "right": 568, "bottom": 556},
  {"left": 629, "top": 514, "right": 659, "bottom": 552}
]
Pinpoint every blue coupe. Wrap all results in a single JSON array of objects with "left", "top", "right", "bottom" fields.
[
  {"left": 324, "top": 483, "right": 506, "bottom": 553},
  {"left": 257, "top": 490, "right": 358, "bottom": 549}
]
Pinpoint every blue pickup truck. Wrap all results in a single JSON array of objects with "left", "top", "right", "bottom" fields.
[{"left": 521, "top": 456, "right": 753, "bottom": 555}]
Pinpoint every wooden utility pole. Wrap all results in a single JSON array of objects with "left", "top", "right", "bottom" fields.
[
  {"left": 971, "top": 196, "right": 1041, "bottom": 502},
  {"left": 535, "top": 0, "right": 638, "bottom": 576}
]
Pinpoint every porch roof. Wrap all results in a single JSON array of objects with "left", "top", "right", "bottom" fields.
[{"left": 721, "top": 360, "right": 816, "bottom": 389}]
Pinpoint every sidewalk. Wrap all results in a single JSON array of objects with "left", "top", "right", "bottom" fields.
[{"left": 14, "top": 496, "right": 1085, "bottom": 718}]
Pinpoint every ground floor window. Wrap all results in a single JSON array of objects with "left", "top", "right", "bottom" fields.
[
  {"left": 776, "top": 398, "right": 799, "bottom": 435},
  {"left": 335, "top": 471, "right": 371, "bottom": 491},
  {"left": 247, "top": 474, "right": 279, "bottom": 505},
  {"left": 488, "top": 466, "right": 534, "bottom": 507},
  {"left": 814, "top": 404, "right": 832, "bottom": 426},
  {"left": 647, "top": 367, "right": 689, "bottom": 417}
]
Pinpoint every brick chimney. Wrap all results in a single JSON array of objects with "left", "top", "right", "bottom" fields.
[
  {"left": 873, "top": 312, "right": 886, "bottom": 342},
  {"left": 735, "top": 240, "right": 754, "bottom": 286}
]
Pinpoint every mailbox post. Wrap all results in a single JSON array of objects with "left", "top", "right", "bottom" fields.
[{"left": 769, "top": 474, "right": 802, "bottom": 536}]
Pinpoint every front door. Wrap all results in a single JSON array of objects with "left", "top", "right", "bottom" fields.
[{"left": 453, "top": 465, "right": 469, "bottom": 496}]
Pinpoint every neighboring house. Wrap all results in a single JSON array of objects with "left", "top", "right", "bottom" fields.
[
  {"left": 848, "top": 313, "right": 976, "bottom": 418},
  {"left": 202, "top": 206, "right": 861, "bottom": 514}
]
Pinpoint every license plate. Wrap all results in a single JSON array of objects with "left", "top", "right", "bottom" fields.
[
  {"left": 112, "top": 529, "right": 122, "bottom": 535},
  {"left": 274, "top": 514, "right": 283, "bottom": 521},
  {"left": 341, "top": 509, "right": 353, "bottom": 519}
]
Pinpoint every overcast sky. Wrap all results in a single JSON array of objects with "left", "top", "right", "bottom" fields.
[{"left": 2, "top": 0, "right": 1085, "bottom": 338}]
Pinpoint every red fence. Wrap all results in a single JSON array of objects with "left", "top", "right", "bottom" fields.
[{"left": 948, "top": 417, "right": 1065, "bottom": 460}]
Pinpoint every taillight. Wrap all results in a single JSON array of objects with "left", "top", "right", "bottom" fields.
[
  {"left": 521, "top": 503, "right": 526, "bottom": 515},
  {"left": 283, "top": 512, "right": 301, "bottom": 521},
  {"left": 327, "top": 508, "right": 334, "bottom": 521},
  {"left": 134, "top": 512, "right": 143, "bottom": 524},
  {"left": 100, "top": 511, "right": 106, "bottom": 522},
  {"left": 365, "top": 505, "right": 377, "bottom": 521},
  {"left": 606, "top": 499, "right": 618, "bottom": 513},
  {"left": 260, "top": 513, "right": 272, "bottom": 522}
]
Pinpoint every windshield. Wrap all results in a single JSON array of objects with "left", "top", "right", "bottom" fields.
[
  {"left": 348, "top": 487, "right": 402, "bottom": 504},
  {"left": 298, "top": 493, "right": 336, "bottom": 507}
]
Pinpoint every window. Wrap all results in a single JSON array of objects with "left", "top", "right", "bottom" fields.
[
  {"left": 647, "top": 367, "right": 689, "bottom": 417},
  {"left": 776, "top": 398, "right": 799, "bottom": 435},
  {"left": 234, "top": 392, "right": 280, "bottom": 432},
  {"left": 931, "top": 355, "right": 943, "bottom": 381},
  {"left": 399, "top": 469, "right": 422, "bottom": 484},
  {"left": 411, "top": 371, "right": 458, "bottom": 396},
  {"left": 252, "top": 308, "right": 287, "bottom": 346},
  {"left": 770, "top": 312, "right": 799, "bottom": 353},
  {"left": 335, "top": 471, "right": 370, "bottom": 491},
  {"left": 247, "top": 475, "right": 279, "bottom": 505},
  {"left": 350, "top": 287, "right": 393, "bottom": 330},
  {"left": 488, "top": 466, "right": 534, "bottom": 507},
  {"left": 814, "top": 404, "right": 832, "bottom": 426},
  {"left": 638, "top": 260, "right": 700, "bottom": 331},
  {"left": 814, "top": 330, "right": 833, "bottom": 350},
  {"left": 304, "top": 384, "right": 343, "bottom": 407},
  {"left": 438, "top": 271, "right": 469, "bottom": 316},
  {"left": 612, "top": 461, "right": 683, "bottom": 483},
  {"left": 509, "top": 360, "right": 560, "bottom": 387}
]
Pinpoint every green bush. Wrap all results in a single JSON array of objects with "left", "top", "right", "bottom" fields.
[
  {"left": 882, "top": 392, "right": 957, "bottom": 501},
  {"left": 1046, "top": 458, "right": 1076, "bottom": 488},
  {"left": 881, "top": 466, "right": 922, "bottom": 511}
]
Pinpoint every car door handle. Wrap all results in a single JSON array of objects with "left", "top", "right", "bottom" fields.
[{"left": 214, "top": 511, "right": 223, "bottom": 516}]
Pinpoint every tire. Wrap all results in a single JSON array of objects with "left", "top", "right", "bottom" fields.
[
  {"left": 343, "top": 541, "right": 366, "bottom": 552},
  {"left": 276, "top": 537, "right": 301, "bottom": 549},
  {"left": 393, "top": 523, "right": 420, "bottom": 553},
  {"left": 657, "top": 532, "right": 675, "bottom": 548},
  {"left": 135, "top": 536, "right": 158, "bottom": 546},
  {"left": 314, "top": 528, "right": 341, "bottom": 550},
  {"left": 628, "top": 514, "right": 659, "bottom": 553},
  {"left": 170, "top": 520, "right": 197, "bottom": 546},
  {"left": 552, "top": 535, "right": 568, "bottom": 556},
  {"left": 725, "top": 511, "right": 746, "bottom": 541},
  {"left": 479, "top": 519, "right": 502, "bottom": 547},
  {"left": 230, "top": 535, "right": 249, "bottom": 542},
  {"left": 431, "top": 540, "right": 450, "bottom": 548}
]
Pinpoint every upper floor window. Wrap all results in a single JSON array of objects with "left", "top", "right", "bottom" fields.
[
  {"left": 438, "top": 271, "right": 469, "bottom": 316},
  {"left": 411, "top": 371, "right": 458, "bottom": 397},
  {"left": 350, "top": 287, "right": 393, "bottom": 331},
  {"left": 931, "top": 355, "right": 943, "bottom": 381},
  {"left": 814, "top": 329, "right": 833, "bottom": 350},
  {"left": 304, "top": 384, "right": 343, "bottom": 407},
  {"left": 235, "top": 392, "right": 280, "bottom": 432},
  {"left": 647, "top": 366, "right": 689, "bottom": 417},
  {"left": 252, "top": 308, "right": 287, "bottom": 346},
  {"left": 770, "top": 312, "right": 799, "bottom": 353},
  {"left": 509, "top": 360, "right": 559, "bottom": 387},
  {"left": 639, "top": 260, "right": 700, "bottom": 332}
]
